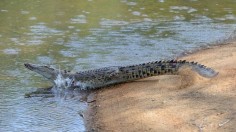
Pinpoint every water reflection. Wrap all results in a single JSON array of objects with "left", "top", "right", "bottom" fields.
[
  {"left": 71, "top": 15, "right": 87, "bottom": 24},
  {"left": 0, "top": 0, "right": 236, "bottom": 131},
  {"left": 3, "top": 48, "right": 21, "bottom": 55},
  {"left": 27, "top": 23, "right": 63, "bottom": 45},
  {"left": 0, "top": 95, "right": 86, "bottom": 132}
]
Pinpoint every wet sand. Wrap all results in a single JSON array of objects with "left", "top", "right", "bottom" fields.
[{"left": 85, "top": 42, "right": 236, "bottom": 132}]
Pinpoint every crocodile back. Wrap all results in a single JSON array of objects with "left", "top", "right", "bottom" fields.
[
  {"left": 73, "top": 60, "right": 183, "bottom": 89},
  {"left": 119, "top": 60, "right": 181, "bottom": 81},
  {"left": 73, "top": 66, "right": 123, "bottom": 89}
]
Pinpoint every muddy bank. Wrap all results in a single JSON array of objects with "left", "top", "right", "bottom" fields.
[{"left": 85, "top": 42, "right": 236, "bottom": 132}]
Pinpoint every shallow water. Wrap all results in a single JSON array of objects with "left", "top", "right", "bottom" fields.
[{"left": 0, "top": 0, "right": 236, "bottom": 131}]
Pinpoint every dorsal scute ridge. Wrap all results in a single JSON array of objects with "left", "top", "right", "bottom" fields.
[
  {"left": 180, "top": 60, "right": 186, "bottom": 63},
  {"left": 169, "top": 60, "right": 178, "bottom": 63}
]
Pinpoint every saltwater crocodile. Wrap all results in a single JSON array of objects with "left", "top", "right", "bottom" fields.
[{"left": 24, "top": 60, "right": 218, "bottom": 91}]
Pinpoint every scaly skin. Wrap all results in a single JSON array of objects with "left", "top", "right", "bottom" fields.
[{"left": 24, "top": 60, "right": 218, "bottom": 90}]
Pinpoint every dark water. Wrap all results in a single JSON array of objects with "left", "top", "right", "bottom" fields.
[{"left": 0, "top": 0, "right": 236, "bottom": 131}]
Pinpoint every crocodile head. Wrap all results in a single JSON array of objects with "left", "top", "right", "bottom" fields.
[
  {"left": 24, "top": 63, "right": 61, "bottom": 83},
  {"left": 24, "top": 63, "right": 76, "bottom": 89}
]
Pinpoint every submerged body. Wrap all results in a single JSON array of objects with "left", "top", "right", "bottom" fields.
[{"left": 24, "top": 60, "right": 218, "bottom": 90}]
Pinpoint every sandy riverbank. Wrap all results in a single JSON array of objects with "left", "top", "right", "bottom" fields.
[{"left": 85, "top": 42, "right": 236, "bottom": 132}]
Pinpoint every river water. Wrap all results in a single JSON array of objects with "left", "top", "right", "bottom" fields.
[{"left": 0, "top": 0, "right": 236, "bottom": 131}]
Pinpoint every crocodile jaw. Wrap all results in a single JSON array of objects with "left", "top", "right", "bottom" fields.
[
  {"left": 24, "top": 63, "right": 59, "bottom": 82},
  {"left": 24, "top": 63, "right": 86, "bottom": 89}
]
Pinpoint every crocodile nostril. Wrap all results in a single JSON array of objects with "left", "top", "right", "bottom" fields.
[{"left": 24, "top": 63, "right": 32, "bottom": 70}]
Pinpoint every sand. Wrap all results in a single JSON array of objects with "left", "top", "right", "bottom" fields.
[{"left": 85, "top": 42, "right": 236, "bottom": 132}]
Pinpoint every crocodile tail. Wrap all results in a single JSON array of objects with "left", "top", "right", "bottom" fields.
[
  {"left": 119, "top": 60, "right": 218, "bottom": 81},
  {"left": 183, "top": 61, "right": 218, "bottom": 78}
]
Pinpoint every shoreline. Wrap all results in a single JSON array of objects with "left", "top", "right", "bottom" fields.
[{"left": 85, "top": 42, "right": 236, "bottom": 131}]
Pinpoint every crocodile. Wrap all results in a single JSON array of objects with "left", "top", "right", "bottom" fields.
[{"left": 24, "top": 60, "right": 218, "bottom": 91}]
